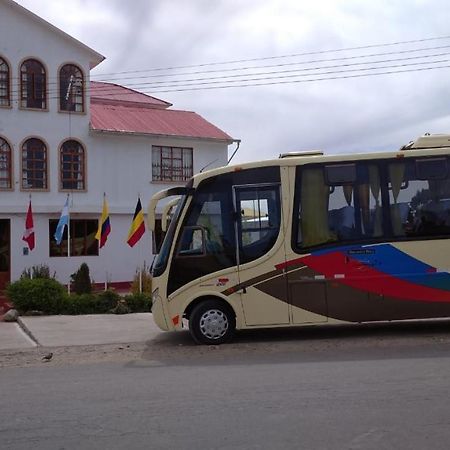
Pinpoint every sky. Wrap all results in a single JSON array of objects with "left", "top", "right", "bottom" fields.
[{"left": 14, "top": 0, "right": 450, "bottom": 163}]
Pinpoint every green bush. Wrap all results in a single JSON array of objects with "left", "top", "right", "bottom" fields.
[
  {"left": 60, "top": 293, "right": 97, "bottom": 315},
  {"left": 7, "top": 278, "right": 66, "bottom": 314},
  {"left": 7, "top": 278, "right": 151, "bottom": 316},
  {"left": 95, "top": 289, "right": 120, "bottom": 312},
  {"left": 70, "top": 263, "right": 92, "bottom": 295},
  {"left": 21, "top": 264, "right": 53, "bottom": 279},
  {"left": 124, "top": 293, "right": 152, "bottom": 312}
]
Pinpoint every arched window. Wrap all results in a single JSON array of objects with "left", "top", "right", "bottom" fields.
[
  {"left": 0, "top": 57, "right": 10, "bottom": 107},
  {"left": 60, "top": 140, "right": 85, "bottom": 190},
  {"left": 60, "top": 64, "right": 84, "bottom": 112},
  {"left": 0, "top": 137, "right": 12, "bottom": 189},
  {"left": 20, "top": 59, "right": 46, "bottom": 109},
  {"left": 22, "top": 138, "right": 47, "bottom": 189}
]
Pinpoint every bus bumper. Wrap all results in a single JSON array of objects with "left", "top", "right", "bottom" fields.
[{"left": 151, "top": 288, "right": 174, "bottom": 331}]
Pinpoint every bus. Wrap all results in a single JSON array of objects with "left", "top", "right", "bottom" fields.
[{"left": 148, "top": 133, "right": 450, "bottom": 344}]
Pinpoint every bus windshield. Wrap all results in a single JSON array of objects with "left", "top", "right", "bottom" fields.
[{"left": 152, "top": 194, "right": 188, "bottom": 277}]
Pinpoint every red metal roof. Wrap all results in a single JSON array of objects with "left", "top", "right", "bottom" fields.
[
  {"left": 90, "top": 103, "right": 233, "bottom": 142},
  {"left": 89, "top": 82, "right": 233, "bottom": 142},
  {"left": 90, "top": 81, "right": 172, "bottom": 109}
]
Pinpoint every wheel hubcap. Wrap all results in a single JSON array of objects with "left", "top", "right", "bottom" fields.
[{"left": 199, "top": 309, "right": 228, "bottom": 340}]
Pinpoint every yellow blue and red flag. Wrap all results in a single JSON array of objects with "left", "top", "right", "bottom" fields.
[
  {"left": 95, "top": 195, "right": 111, "bottom": 248},
  {"left": 127, "top": 197, "right": 145, "bottom": 247}
]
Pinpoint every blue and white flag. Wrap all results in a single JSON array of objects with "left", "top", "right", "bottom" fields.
[{"left": 54, "top": 196, "right": 70, "bottom": 245}]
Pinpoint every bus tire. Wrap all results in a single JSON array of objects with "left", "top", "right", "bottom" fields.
[{"left": 189, "top": 299, "right": 236, "bottom": 345}]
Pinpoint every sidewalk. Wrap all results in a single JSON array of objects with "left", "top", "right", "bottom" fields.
[
  {"left": 0, "top": 313, "right": 161, "bottom": 350},
  {"left": 0, "top": 322, "right": 37, "bottom": 350}
]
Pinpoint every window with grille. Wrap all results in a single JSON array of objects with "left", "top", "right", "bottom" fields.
[
  {"left": 22, "top": 138, "right": 47, "bottom": 189},
  {"left": 0, "top": 57, "right": 10, "bottom": 107},
  {"left": 60, "top": 140, "right": 85, "bottom": 190},
  {"left": 0, "top": 137, "right": 12, "bottom": 189},
  {"left": 49, "top": 219, "right": 98, "bottom": 257},
  {"left": 152, "top": 146, "right": 193, "bottom": 182},
  {"left": 60, "top": 64, "right": 84, "bottom": 112},
  {"left": 20, "top": 59, "right": 46, "bottom": 109}
]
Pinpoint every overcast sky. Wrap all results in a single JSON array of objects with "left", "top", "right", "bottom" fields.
[{"left": 15, "top": 0, "right": 450, "bottom": 163}]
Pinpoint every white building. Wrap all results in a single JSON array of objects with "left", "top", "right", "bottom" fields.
[{"left": 0, "top": 0, "right": 236, "bottom": 297}]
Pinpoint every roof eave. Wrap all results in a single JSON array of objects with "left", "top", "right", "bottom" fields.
[
  {"left": 89, "top": 127, "right": 236, "bottom": 144},
  {"left": 6, "top": 0, "right": 105, "bottom": 68}
]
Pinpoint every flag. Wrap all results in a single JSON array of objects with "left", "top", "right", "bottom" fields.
[
  {"left": 127, "top": 197, "right": 145, "bottom": 247},
  {"left": 22, "top": 200, "right": 35, "bottom": 251},
  {"left": 95, "top": 196, "right": 111, "bottom": 248},
  {"left": 54, "top": 196, "right": 69, "bottom": 245}
]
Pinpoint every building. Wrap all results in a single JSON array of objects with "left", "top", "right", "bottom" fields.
[{"left": 0, "top": 0, "right": 236, "bottom": 298}]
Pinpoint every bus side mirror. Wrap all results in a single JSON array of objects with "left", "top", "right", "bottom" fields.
[{"left": 176, "top": 226, "right": 207, "bottom": 257}]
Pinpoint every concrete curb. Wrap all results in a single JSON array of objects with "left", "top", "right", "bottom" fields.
[{"left": 17, "top": 317, "right": 41, "bottom": 347}]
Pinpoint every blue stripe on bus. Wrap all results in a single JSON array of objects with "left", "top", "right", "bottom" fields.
[{"left": 312, "top": 243, "right": 450, "bottom": 292}]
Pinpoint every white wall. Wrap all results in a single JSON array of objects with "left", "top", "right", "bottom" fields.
[{"left": 0, "top": 2, "right": 230, "bottom": 284}]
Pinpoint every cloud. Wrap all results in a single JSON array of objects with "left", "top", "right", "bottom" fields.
[{"left": 15, "top": 0, "right": 450, "bottom": 163}]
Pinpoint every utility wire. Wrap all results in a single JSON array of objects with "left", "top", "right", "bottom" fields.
[
  {"left": 7, "top": 61, "right": 450, "bottom": 101},
  {"left": 148, "top": 64, "right": 450, "bottom": 94},
  {"left": 88, "top": 34, "right": 450, "bottom": 77},
  {"left": 94, "top": 44, "right": 450, "bottom": 82},
  {"left": 7, "top": 50, "right": 450, "bottom": 97},
  {"left": 16, "top": 42, "right": 450, "bottom": 85}
]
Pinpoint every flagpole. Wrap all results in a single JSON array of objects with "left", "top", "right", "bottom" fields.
[
  {"left": 139, "top": 239, "right": 142, "bottom": 294},
  {"left": 67, "top": 194, "right": 71, "bottom": 258},
  {"left": 138, "top": 193, "right": 142, "bottom": 293},
  {"left": 29, "top": 193, "right": 32, "bottom": 268},
  {"left": 29, "top": 193, "right": 33, "bottom": 280}
]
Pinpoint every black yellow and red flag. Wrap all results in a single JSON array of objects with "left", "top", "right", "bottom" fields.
[{"left": 127, "top": 197, "right": 145, "bottom": 247}]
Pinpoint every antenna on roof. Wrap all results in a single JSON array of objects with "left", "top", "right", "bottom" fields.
[{"left": 200, "top": 158, "right": 219, "bottom": 173}]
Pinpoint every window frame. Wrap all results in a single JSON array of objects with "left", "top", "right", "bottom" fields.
[
  {"left": 21, "top": 137, "right": 49, "bottom": 191},
  {"left": 152, "top": 146, "right": 193, "bottom": 182},
  {"left": 0, "top": 56, "right": 11, "bottom": 108},
  {"left": 59, "top": 63, "right": 85, "bottom": 113},
  {"left": 49, "top": 219, "right": 99, "bottom": 257},
  {"left": 291, "top": 155, "right": 450, "bottom": 254},
  {"left": 234, "top": 182, "right": 282, "bottom": 266},
  {"left": 152, "top": 217, "right": 164, "bottom": 255},
  {"left": 19, "top": 58, "right": 47, "bottom": 110},
  {"left": 0, "top": 136, "right": 13, "bottom": 190},
  {"left": 59, "top": 139, "right": 86, "bottom": 191}
]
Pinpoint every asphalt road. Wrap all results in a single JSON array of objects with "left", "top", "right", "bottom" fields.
[{"left": 2, "top": 322, "right": 450, "bottom": 449}]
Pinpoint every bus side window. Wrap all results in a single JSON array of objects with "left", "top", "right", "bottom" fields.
[
  {"left": 389, "top": 157, "right": 450, "bottom": 238},
  {"left": 236, "top": 185, "right": 281, "bottom": 264},
  {"left": 177, "top": 226, "right": 206, "bottom": 256}
]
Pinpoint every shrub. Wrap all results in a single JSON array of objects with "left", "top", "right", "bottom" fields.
[
  {"left": 60, "top": 293, "right": 97, "bottom": 315},
  {"left": 131, "top": 263, "right": 152, "bottom": 294},
  {"left": 21, "top": 264, "right": 53, "bottom": 279},
  {"left": 124, "top": 293, "right": 152, "bottom": 313},
  {"left": 7, "top": 278, "right": 66, "bottom": 314},
  {"left": 70, "top": 263, "right": 92, "bottom": 295},
  {"left": 95, "top": 289, "right": 120, "bottom": 312}
]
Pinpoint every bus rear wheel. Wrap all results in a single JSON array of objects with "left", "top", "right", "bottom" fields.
[{"left": 189, "top": 299, "right": 235, "bottom": 345}]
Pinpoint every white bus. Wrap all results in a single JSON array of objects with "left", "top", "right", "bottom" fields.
[{"left": 149, "top": 134, "right": 450, "bottom": 344}]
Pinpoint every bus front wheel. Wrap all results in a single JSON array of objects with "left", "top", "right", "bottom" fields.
[{"left": 189, "top": 299, "right": 236, "bottom": 345}]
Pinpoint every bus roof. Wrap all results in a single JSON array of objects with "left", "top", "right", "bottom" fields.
[{"left": 193, "top": 133, "right": 450, "bottom": 185}]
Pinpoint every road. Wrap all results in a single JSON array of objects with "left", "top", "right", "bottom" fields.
[{"left": 2, "top": 321, "right": 450, "bottom": 449}]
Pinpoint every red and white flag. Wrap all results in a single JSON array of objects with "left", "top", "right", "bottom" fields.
[{"left": 22, "top": 200, "right": 35, "bottom": 251}]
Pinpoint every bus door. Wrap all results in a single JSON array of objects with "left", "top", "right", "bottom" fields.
[{"left": 233, "top": 183, "right": 290, "bottom": 326}]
